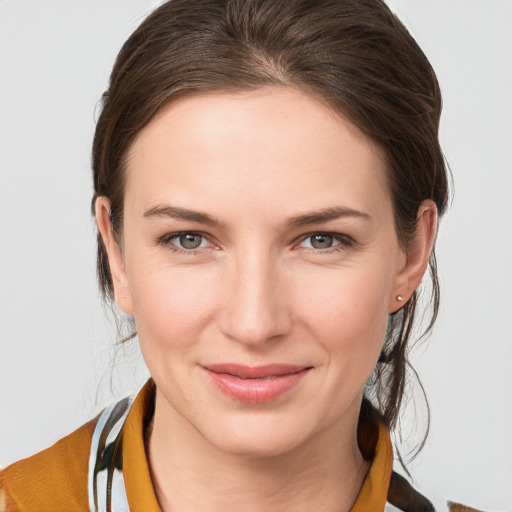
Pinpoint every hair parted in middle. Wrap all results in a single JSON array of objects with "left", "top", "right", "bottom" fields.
[{"left": 92, "top": 0, "right": 449, "bottom": 446}]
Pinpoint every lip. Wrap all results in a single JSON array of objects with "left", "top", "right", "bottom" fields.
[{"left": 202, "top": 364, "right": 312, "bottom": 404}]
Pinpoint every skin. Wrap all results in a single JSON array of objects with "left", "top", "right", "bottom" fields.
[{"left": 96, "top": 87, "right": 437, "bottom": 512}]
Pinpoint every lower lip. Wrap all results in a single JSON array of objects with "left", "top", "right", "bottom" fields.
[{"left": 204, "top": 368, "right": 310, "bottom": 404}]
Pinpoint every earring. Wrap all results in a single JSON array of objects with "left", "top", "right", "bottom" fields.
[{"left": 397, "top": 295, "right": 404, "bottom": 302}]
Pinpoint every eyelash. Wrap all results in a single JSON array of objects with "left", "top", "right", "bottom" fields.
[
  {"left": 297, "top": 232, "right": 355, "bottom": 253},
  {"left": 158, "top": 231, "right": 212, "bottom": 255},
  {"left": 157, "top": 231, "right": 355, "bottom": 255}
]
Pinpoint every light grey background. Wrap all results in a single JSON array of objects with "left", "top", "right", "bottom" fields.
[{"left": 0, "top": 1, "right": 511, "bottom": 510}]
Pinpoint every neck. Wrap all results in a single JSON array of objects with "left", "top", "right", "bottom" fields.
[{"left": 147, "top": 391, "right": 369, "bottom": 512}]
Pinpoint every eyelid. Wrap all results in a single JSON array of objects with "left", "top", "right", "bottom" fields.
[
  {"left": 295, "top": 232, "right": 355, "bottom": 251},
  {"left": 158, "top": 231, "right": 217, "bottom": 252},
  {"left": 157, "top": 230, "right": 355, "bottom": 254}
]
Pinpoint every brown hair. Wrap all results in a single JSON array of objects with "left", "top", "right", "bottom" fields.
[{"left": 92, "top": 0, "right": 449, "bottom": 442}]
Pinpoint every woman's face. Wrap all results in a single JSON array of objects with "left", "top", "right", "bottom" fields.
[{"left": 101, "top": 87, "right": 418, "bottom": 457}]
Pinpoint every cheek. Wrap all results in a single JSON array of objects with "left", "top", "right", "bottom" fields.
[
  {"left": 298, "top": 263, "right": 391, "bottom": 330},
  {"left": 296, "top": 265, "right": 391, "bottom": 373},
  {"left": 127, "top": 259, "right": 220, "bottom": 352}
]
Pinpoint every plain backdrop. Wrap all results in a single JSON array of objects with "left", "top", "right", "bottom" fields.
[{"left": 0, "top": 1, "right": 511, "bottom": 510}]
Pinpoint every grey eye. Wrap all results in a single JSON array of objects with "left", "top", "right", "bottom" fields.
[
  {"left": 309, "top": 234, "right": 334, "bottom": 249},
  {"left": 178, "top": 233, "right": 204, "bottom": 249}
]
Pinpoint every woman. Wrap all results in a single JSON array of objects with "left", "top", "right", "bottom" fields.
[{"left": 0, "top": 0, "right": 481, "bottom": 510}]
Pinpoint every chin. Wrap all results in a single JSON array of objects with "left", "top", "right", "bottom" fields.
[
  {"left": 212, "top": 434, "right": 305, "bottom": 459},
  {"left": 199, "top": 413, "right": 318, "bottom": 459}
]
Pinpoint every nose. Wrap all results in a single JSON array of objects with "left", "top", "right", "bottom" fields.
[{"left": 218, "top": 250, "right": 292, "bottom": 347}]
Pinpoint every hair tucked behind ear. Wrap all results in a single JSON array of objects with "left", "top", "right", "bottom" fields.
[{"left": 92, "top": 0, "right": 449, "bottom": 449}]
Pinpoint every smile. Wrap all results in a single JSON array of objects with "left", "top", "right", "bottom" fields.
[{"left": 202, "top": 364, "right": 312, "bottom": 404}]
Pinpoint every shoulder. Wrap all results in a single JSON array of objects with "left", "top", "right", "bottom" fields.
[
  {"left": 385, "top": 472, "right": 487, "bottom": 512},
  {"left": 386, "top": 471, "right": 435, "bottom": 512},
  {"left": 0, "top": 416, "right": 97, "bottom": 512}
]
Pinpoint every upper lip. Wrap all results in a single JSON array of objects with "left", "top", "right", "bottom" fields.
[{"left": 203, "top": 364, "right": 311, "bottom": 379}]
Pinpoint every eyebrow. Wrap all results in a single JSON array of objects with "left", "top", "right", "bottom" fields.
[
  {"left": 288, "top": 207, "right": 371, "bottom": 227},
  {"left": 143, "top": 204, "right": 371, "bottom": 228},
  {"left": 143, "top": 205, "right": 226, "bottom": 227}
]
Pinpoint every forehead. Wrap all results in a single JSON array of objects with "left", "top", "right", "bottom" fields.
[{"left": 124, "top": 87, "right": 391, "bottom": 221}]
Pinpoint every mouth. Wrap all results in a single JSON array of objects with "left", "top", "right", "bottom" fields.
[{"left": 202, "top": 364, "right": 312, "bottom": 404}]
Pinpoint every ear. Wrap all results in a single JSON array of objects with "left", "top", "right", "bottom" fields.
[
  {"left": 389, "top": 199, "right": 438, "bottom": 314},
  {"left": 95, "top": 197, "right": 134, "bottom": 315}
]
